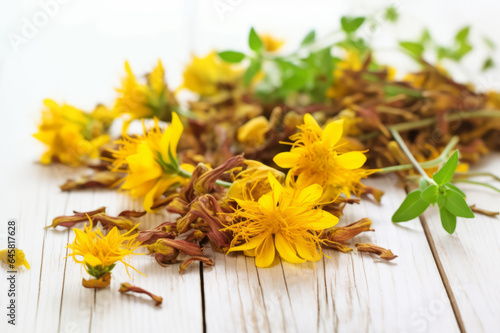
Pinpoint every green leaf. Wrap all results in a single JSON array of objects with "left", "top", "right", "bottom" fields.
[
  {"left": 249, "top": 27, "right": 263, "bottom": 52},
  {"left": 451, "top": 43, "right": 472, "bottom": 61},
  {"left": 218, "top": 51, "right": 245, "bottom": 63},
  {"left": 244, "top": 59, "right": 261, "bottom": 86},
  {"left": 419, "top": 177, "right": 430, "bottom": 191},
  {"left": 301, "top": 30, "right": 316, "bottom": 46},
  {"left": 437, "top": 46, "right": 451, "bottom": 61},
  {"left": 444, "top": 189, "right": 474, "bottom": 218},
  {"left": 341, "top": 16, "right": 365, "bottom": 34},
  {"left": 455, "top": 26, "right": 470, "bottom": 44},
  {"left": 444, "top": 183, "right": 465, "bottom": 198},
  {"left": 421, "top": 184, "right": 439, "bottom": 204},
  {"left": 483, "top": 36, "right": 495, "bottom": 50},
  {"left": 439, "top": 205, "right": 457, "bottom": 234},
  {"left": 392, "top": 190, "right": 430, "bottom": 222},
  {"left": 419, "top": 29, "right": 432, "bottom": 45},
  {"left": 432, "top": 151, "right": 459, "bottom": 185},
  {"left": 482, "top": 57, "right": 494, "bottom": 71},
  {"left": 399, "top": 41, "right": 424, "bottom": 58},
  {"left": 384, "top": 6, "right": 399, "bottom": 23},
  {"left": 437, "top": 193, "right": 446, "bottom": 207}
]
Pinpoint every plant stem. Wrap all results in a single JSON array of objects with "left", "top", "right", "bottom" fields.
[
  {"left": 379, "top": 136, "right": 459, "bottom": 173},
  {"left": 378, "top": 136, "right": 459, "bottom": 174},
  {"left": 388, "top": 128, "right": 435, "bottom": 183},
  {"left": 177, "top": 167, "right": 233, "bottom": 188},
  {"left": 451, "top": 179, "right": 500, "bottom": 193},
  {"left": 359, "top": 110, "right": 500, "bottom": 141},
  {"left": 454, "top": 172, "right": 500, "bottom": 182}
]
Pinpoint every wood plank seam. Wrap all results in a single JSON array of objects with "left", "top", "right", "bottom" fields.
[
  {"left": 419, "top": 214, "right": 466, "bottom": 333},
  {"left": 200, "top": 263, "right": 207, "bottom": 333},
  {"left": 56, "top": 231, "right": 70, "bottom": 333}
]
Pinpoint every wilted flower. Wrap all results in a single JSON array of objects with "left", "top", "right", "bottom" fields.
[
  {"left": 66, "top": 219, "right": 144, "bottom": 288},
  {"left": 33, "top": 99, "right": 111, "bottom": 166},
  {"left": 46, "top": 207, "right": 144, "bottom": 232},
  {"left": 321, "top": 218, "right": 374, "bottom": 252},
  {"left": 119, "top": 283, "right": 163, "bottom": 306},
  {"left": 237, "top": 116, "right": 270, "bottom": 147},
  {"left": 111, "top": 113, "right": 195, "bottom": 211},
  {"left": 274, "top": 113, "right": 374, "bottom": 200},
  {"left": 181, "top": 51, "right": 242, "bottom": 97},
  {"left": 114, "top": 60, "right": 177, "bottom": 120},
  {"left": 355, "top": 243, "right": 398, "bottom": 261},
  {"left": 224, "top": 172, "right": 338, "bottom": 268}
]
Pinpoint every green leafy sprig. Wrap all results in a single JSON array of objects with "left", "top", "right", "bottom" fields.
[{"left": 392, "top": 150, "right": 474, "bottom": 234}]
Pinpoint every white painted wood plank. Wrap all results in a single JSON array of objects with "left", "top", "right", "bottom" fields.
[
  {"left": 202, "top": 176, "right": 460, "bottom": 333},
  {"left": 423, "top": 153, "right": 500, "bottom": 332},
  {"left": 0, "top": 153, "right": 73, "bottom": 333}
]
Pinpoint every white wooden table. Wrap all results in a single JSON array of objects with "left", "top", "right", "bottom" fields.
[{"left": 2, "top": 1, "right": 500, "bottom": 332}]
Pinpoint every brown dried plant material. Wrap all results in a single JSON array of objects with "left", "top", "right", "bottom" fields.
[
  {"left": 179, "top": 256, "right": 214, "bottom": 274},
  {"left": 323, "top": 197, "right": 360, "bottom": 218},
  {"left": 322, "top": 218, "right": 374, "bottom": 253},
  {"left": 150, "top": 193, "right": 180, "bottom": 210},
  {"left": 82, "top": 273, "right": 111, "bottom": 289},
  {"left": 59, "top": 171, "right": 123, "bottom": 191},
  {"left": 119, "top": 283, "right": 163, "bottom": 306},
  {"left": 360, "top": 186, "right": 385, "bottom": 203},
  {"left": 355, "top": 243, "right": 398, "bottom": 261},
  {"left": 137, "top": 222, "right": 177, "bottom": 245},
  {"left": 145, "top": 239, "right": 205, "bottom": 267},
  {"left": 47, "top": 207, "right": 144, "bottom": 232},
  {"left": 46, "top": 207, "right": 106, "bottom": 229},
  {"left": 470, "top": 204, "right": 499, "bottom": 217}
]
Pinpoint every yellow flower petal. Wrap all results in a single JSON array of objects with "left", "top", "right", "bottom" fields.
[
  {"left": 273, "top": 152, "right": 300, "bottom": 169},
  {"left": 296, "top": 183, "right": 323, "bottom": 204},
  {"left": 84, "top": 253, "right": 102, "bottom": 267},
  {"left": 267, "top": 172, "right": 284, "bottom": 204},
  {"left": 335, "top": 152, "right": 367, "bottom": 169},
  {"left": 304, "top": 210, "right": 339, "bottom": 230},
  {"left": 322, "top": 119, "right": 344, "bottom": 147},
  {"left": 275, "top": 233, "right": 305, "bottom": 264},
  {"left": 255, "top": 235, "right": 276, "bottom": 268},
  {"left": 227, "top": 232, "right": 268, "bottom": 253},
  {"left": 295, "top": 242, "right": 321, "bottom": 262},
  {"left": 143, "top": 176, "right": 182, "bottom": 212},
  {"left": 303, "top": 113, "right": 321, "bottom": 133},
  {"left": 161, "top": 112, "right": 183, "bottom": 161},
  {"left": 257, "top": 194, "right": 275, "bottom": 211}
]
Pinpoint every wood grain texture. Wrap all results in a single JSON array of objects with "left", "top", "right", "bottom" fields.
[
  {"left": 422, "top": 153, "right": 500, "bottom": 333},
  {"left": 202, "top": 176, "right": 460, "bottom": 333}
]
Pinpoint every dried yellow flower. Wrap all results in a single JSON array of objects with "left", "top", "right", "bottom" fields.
[
  {"left": 0, "top": 248, "right": 30, "bottom": 269},
  {"left": 274, "top": 113, "right": 374, "bottom": 200},
  {"left": 237, "top": 116, "right": 270, "bottom": 147},
  {"left": 225, "top": 172, "right": 338, "bottom": 267}
]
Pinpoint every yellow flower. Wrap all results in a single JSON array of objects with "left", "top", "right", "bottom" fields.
[
  {"left": 274, "top": 113, "right": 374, "bottom": 200},
  {"left": 114, "top": 60, "right": 175, "bottom": 120},
  {"left": 237, "top": 116, "right": 270, "bottom": 147},
  {"left": 260, "top": 34, "right": 284, "bottom": 52},
  {"left": 0, "top": 248, "right": 30, "bottom": 269},
  {"left": 66, "top": 219, "right": 143, "bottom": 279},
  {"left": 181, "top": 51, "right": 242, "bottom": 96},
  {"left": 33, "top": 99, "right": 110, "bottom": 166},
  {"left": 111, "top": 113, "right": 194, "bottom": 211},
  {"left": 227, "top": 160, "right": 285, "bottom": 201},
  {"left": 225, "top": 172, "right": 338, "bottom": 267}
]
